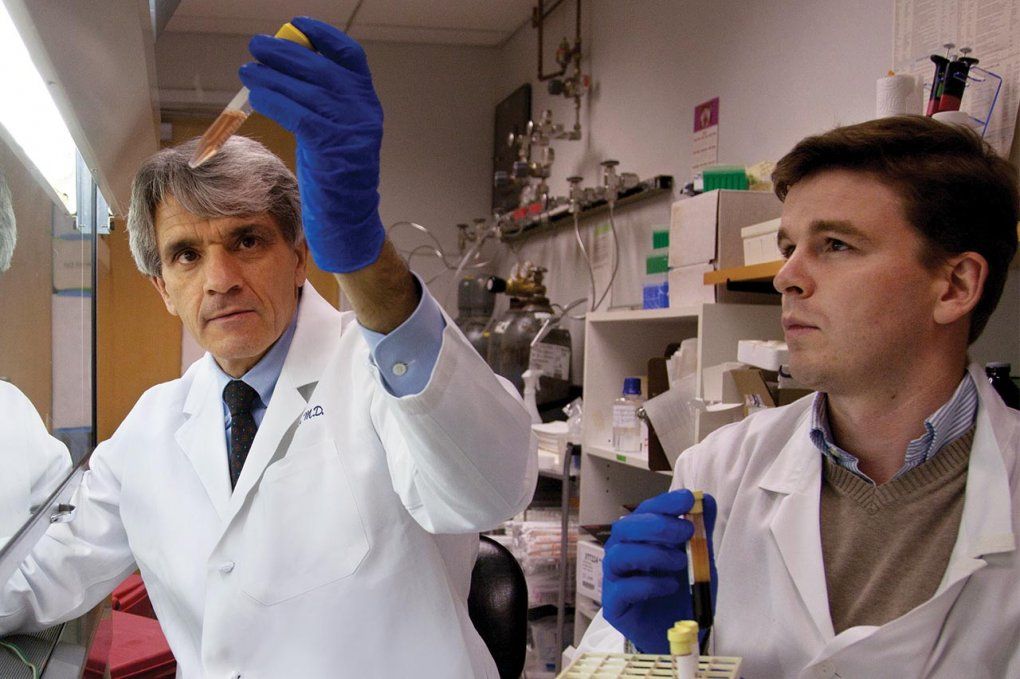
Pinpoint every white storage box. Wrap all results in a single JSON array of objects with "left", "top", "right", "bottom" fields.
[
  {"left": 737, "top": 339, "right": 788, "bottom": 371},
  {"left": 741, "top": 217, "right": 782, "bottom": 266},
  {"left": 668, "top": 262, "right": 716, "bottom": 307},
  {"left": 576, "top": 539, "right": 605, "bottom": 604},
  {"left": 668, "top": 190, "right": 782, "bottom": 269}
]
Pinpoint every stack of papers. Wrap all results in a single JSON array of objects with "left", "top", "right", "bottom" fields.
[{"left": 532, "top": 421, "right": 569, "bottom": 471}]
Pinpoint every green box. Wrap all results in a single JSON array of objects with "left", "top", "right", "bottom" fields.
[
  {"left": 652, "top": 229, "right": 669, "bottom": 250},
  {"left": 646, "top": 254, "right": 669, "bottom": 275},
  {"left": 703, "top": 165, "right": 749, "bottom": 191}
]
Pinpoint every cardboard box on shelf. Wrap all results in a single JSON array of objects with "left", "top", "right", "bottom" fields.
[
  {"left": 741, "top": 217, "right": 783, "bottom": 266},
  {"left": 668, "top": 190, "right": 782, "bottom": 269},
  {"left": 722, "top": 367, "right": 813, "bottom": 412},
  {"left": 668, "top": 190, "right": 783, "bottom": 304},
  {"left": 668, "top": 262, "right": 716, "bottom": 307}
]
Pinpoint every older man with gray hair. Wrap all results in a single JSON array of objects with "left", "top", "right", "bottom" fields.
[{"left": 0, "top": 19, "right": 535, "bottom": 678}]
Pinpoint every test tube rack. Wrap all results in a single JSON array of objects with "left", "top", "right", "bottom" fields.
[{"left": 558, "top": 652, "right": 742, "bottom": 678}]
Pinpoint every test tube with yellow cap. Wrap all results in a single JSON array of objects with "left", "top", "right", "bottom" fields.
[
  {"left": 668, "top": 620, "right": 700, "bottom": 679},
  {"left": 188, "top": 22, "right": 313, "bottom": 169}
]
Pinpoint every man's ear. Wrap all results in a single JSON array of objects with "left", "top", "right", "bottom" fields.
[
  {"left": 294, "top": 240, "right": 309, "bottom": 288},
  {"left": 932, "top": 251, "right": 988, "bottom": 327},
  {"left": 149, "top": 275, "right": 179, "bottom": 316}
]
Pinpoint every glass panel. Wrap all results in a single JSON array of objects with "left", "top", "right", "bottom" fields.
[{"left": 0, "top": 4, "right": 94, "bottom": 553}]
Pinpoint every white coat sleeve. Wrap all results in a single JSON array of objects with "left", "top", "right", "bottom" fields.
[
  {"left": 0, "top": 440, "right": 136, "bottom": 635},
  {"left": 369, "top": 321, "right": 538, "bottom": 534},
  {"left": 574, "top": 609, "right": 628, "bottom": 655},
  {"left": 0, "top": 383, "right": 72, "bottom": 512},
  {"left": 17, "top": 396, "right": 73, "bottom": 511}
]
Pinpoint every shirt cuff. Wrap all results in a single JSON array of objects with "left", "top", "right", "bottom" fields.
[{"left": 358, "top": 274, "right": 446, "bottom": 397}]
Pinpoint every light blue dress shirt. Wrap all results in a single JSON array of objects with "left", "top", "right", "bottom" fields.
[
  {"left": 213, "top": 276, "right": 446, "bottom": 454},
  {"left": 809, "top": 373, "right": 978, "bottom": 484}
]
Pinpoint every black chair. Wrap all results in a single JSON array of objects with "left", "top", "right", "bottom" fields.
[{"left": 468, "top": 534, "right": 529, "bottom": 679}]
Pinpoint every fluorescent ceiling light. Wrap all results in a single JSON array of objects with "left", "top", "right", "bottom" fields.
[{"left": 0, "top": 2, "right": 77, "bottom": 213}]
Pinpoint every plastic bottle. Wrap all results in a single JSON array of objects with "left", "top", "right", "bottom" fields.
[
  {"left": 522, "top": 369, "right": 542, "bottom": 424},
  {"left": 563, "top": 398, "right": 583, "bottom": 445},
  {"left": 612, "top": 377, "right": 644, "bottom": 453},
  {"left": 986, "top": 362, "right": 1020, "bottom": 409}
]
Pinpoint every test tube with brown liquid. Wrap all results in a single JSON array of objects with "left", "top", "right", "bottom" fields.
[
  {"left": 188, "top": 22, "right": 313, "bottom": 169},
  {"left": 686, "top": 490, "right": 713, "bottom": 648},
  {"left": 188, "top": 93, "right": 252, "bottom": 169}
]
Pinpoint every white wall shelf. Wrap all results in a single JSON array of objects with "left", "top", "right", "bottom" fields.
[
  {"left": 574, "top": 301, "right": 782, "bottom": 644},
  {"left": 580, "top": 302, "right": 783, "bottom": 502},
  {"left": 586, "top": 306, "right": 701, "bottom": 323},
  {"left": 585, "top": 445, "right": 673, "bottom": 477}
]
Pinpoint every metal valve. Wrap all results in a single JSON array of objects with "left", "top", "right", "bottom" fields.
[
  {"left": 567, "top": 175, "right": 585, "bottom": 212},
  {"left": 456, "top": 223, "right": 472, "bottom": 253},
  {"left": 472, "top": 217, "right": 488, "bottom": 241},
  {"left": 601, "top": 159, "right": 622, "bottom": 205}
]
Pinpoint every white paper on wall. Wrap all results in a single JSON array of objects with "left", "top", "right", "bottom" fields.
[{"left": 893, "top": 0, "right": 1020, "bottom": 155}]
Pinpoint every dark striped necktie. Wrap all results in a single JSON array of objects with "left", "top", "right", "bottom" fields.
[{"left": 223, "top": 380, "right": 260, "bottom": 489}]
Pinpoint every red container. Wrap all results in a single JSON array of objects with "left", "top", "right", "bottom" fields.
[
  {"left": 85, "top": 611, "right": 176, "bottom": 678},
  {"left": 111, "top": 573, "right": 156, "bottom": 619}
]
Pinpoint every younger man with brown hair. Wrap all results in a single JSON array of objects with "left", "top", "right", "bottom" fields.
[{"left": 581, "top": 115, "right": 1020, "bottom": 678}]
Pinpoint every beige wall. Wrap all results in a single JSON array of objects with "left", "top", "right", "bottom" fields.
[
  {"left": 0, "top": 133, "right": 55, "bottom": 425},
  {"left": 97, "top": 219, "right": 181, "bottom": 440}
]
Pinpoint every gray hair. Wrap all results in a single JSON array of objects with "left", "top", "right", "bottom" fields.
[
  {"left": 126, "top": 135, "right": 303, "bottom": 276},
  {"left": 0, "top": 169, "right": 15, "bottom": 273}
]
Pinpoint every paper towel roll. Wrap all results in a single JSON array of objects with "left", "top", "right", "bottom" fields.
[{"left": 876, "top": 74, "right": 922, "bottom": 118}]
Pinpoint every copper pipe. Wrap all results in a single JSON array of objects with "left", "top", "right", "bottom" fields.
[{"left": 534, "top": 0, "right": 580, "bottom": 82}]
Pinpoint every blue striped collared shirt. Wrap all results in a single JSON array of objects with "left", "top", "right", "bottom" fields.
[
  {"left": 213, "top": 274, "right": 445, "bottom": 455},
  {"left": 809, "top": 373, "right": 978, "bottom": 484}
]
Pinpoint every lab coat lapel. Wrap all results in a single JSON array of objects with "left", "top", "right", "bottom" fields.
[
  {"left": 225, "top": 282, "right": 343, "bottom": 518},
  {"left": 176, "top": 355, "right": 233, "bottom": 520},
  {"left": 810, "top": 367, "right": 1017, "bottom": 671},
  {"left": 758, "top": 412, "right": 835, "bottom": 641},
  {"left": 936, "top": 363, "right": 1016, "bottom": 592}
]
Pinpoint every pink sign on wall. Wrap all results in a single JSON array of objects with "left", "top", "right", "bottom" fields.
[
  {"left": 694, "top": 97, "right": 720, "bottom": 132},
  {"left": 692, "top": 97, "right": 719, "bottom": 173}
]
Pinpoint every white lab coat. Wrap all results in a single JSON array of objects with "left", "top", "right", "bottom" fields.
[
  {"left": 0, "top": 381, "right": 72, "bottom": 542},
  {"left": 579, "top": 363, "right": 1020, "bottom": 678},
  {"left": 0, "top": 283, "right": 538, "bottom": 678}
]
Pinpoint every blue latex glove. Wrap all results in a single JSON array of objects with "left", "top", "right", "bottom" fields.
[
  {"left": 602, "top": 489, "right": 718, "bottom": 654},
  {"left": 239, "top": 16, "right": 385, "bottom": 273}
]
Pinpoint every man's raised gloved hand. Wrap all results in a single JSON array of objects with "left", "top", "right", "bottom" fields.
[
  {"left": 240, "top": 16, "right": 385, "bottom": 273},
  {"left": 601, "top": 489, "right": 717, "bottom": 654}
]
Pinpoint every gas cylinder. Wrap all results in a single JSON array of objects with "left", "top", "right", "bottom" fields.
[
  {"left": 485, "top": 263, "right": 571, "bottom": 405},
  {"left": 453, "top": 274, "right": 495, "bottom": 358}
]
